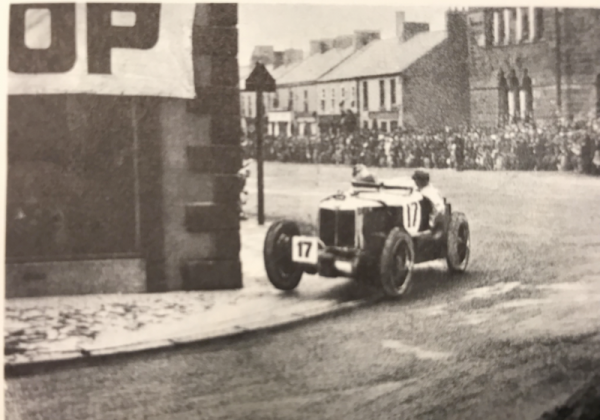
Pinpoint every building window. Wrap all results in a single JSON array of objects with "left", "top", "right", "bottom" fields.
[
  {"left": 288, "top": 89, "right": 293, "bottom": 110},
  {"left": 520, "top": 69, "right": 533, "bottom": 122},
  {"left": 490, "top": 7, "right": 546, "bottom": 46},
  {"left": 363, "top": 121, "right": 369, "bottom": 129},
  {"left": 493, "top": 9, "right": 505, "bottom": 45},
  {"left": 331, "top": 88, "right": 335, "bottom": 111},
  {"left": 508, "top": 69, "right": 520, "bottom": 123},
  {"left": 391, "top": 121, "right": 398, "bottom": 131},
  {"left": 498, "top": 70, "right": 508, "bottom": 126},
  {"left": 507, "top": 9, "right": 517, "bottom": 44},
  {"left": 352, "top": 86, "right": 356, "bottom": 98},
  {"left": 321, "top": 100, "right": 325, "bottom": 112},
  {"left": 518, "top": 8, "right": 529, "bottom": 42},
  {"left": 363, "top": 81, "right": 368, "bottom": 110},
  {"left": 390, "top": 79, "right": 396, "bottom": 105},
  {"left": 381, "top": 121, "right": 387, "bottom": 132},
  {"left": 341, "top": 87, "right": 346, "bottom": 99},
  {"left": 379, "top": 80, "right": 385, "bottom": 108},
  {"left": 273, "top": 92, "right": 279, "bottom": 109},
  {"left": 304, "top": 90, "right": 308, "bottom": 113},
  {"left": 372, "top": 119, "right": 378, "bottom": 130}
]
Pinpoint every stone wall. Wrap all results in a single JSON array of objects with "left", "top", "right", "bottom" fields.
[
  {"left": 467, "top": 8, "right": 600, "bottom": 126},
  {"left": 403, "top": 12, "right": 471, "bottom": 128},
  {"left": 179, "top": 3, "right": 242, "bottom": 291}
]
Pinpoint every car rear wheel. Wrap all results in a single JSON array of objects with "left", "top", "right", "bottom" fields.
[
  {"left": 446, "top": 212, "right": 470, "bottom": 273},
  {"left": 379, "top": 227, "right": 415, "bottom": 297},
  {"left": 264, "top": 220, "right": 304, "bottom": 290}
]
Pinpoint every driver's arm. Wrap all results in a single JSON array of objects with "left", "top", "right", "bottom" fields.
[{"left": 424, "top": 188, "right": 445, "bottom": 216}]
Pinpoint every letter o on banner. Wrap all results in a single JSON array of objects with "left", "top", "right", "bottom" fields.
[{"left": 9, "top": 4, "right": 77, "bottom": 73}]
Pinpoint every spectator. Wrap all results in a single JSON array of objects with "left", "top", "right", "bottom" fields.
[{"left": 241, "top": 117, "right": 600, "bottom": 176}]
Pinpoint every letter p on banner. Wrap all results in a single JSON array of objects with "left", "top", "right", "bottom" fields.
[{"left": 87, "top": 4, "right": 160, "bottom": 74}]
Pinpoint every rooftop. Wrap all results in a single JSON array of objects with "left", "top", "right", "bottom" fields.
[
  {"left": 277, "top": 46, "right": 356, "bottom": 86},
  {"left": 319, "top": 30, "right": 447, "bottom": 82}
]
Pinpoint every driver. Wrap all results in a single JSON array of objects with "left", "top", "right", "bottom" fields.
[
  {"left": 352, "top": 164, "right": 378, "bottom": 184},
  {"left": 412, "top": 170, "right": 445, "bottom": 239}
]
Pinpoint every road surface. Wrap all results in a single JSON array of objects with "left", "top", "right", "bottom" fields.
[{"left": 6, "top": 164, "right": 600, "bottom": 420}]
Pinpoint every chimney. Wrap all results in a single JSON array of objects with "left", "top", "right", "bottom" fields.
[
  {"left": 353, "top": 31, "right": 381, "bottom": 50},
  {"left": 309, "top": 39, "right": 334, "bottom": 55},
  {"left": 273, "top": 51, "right": 284, "bottom": 69},
  {"left": 396, "top": 11, "right": 405, "bottom": 41},
  {"left": 404, "top": 22, "right": 430, "bottom": 40},
  {"left": 333, "top": 35, "right": 354, "bottom": 49},
  {"left": 283, "top": 48, "right": 304, "bottom": 65}
]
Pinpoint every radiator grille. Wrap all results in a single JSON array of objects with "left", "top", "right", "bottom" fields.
[{"left": 319, "top": 209, "right": 355, "bottom": 247}]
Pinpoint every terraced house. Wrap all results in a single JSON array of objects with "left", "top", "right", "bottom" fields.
[
  {"left": 317, "top": 11, "right": 471, "bottom": 131},
  {"left": 466, "top": 7, "right": 600, "bottom": 126},
  {"left": 267, "top": 31, "right": 380, "bottom": 136}
]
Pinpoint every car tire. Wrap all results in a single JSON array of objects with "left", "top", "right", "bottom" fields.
[
  {"left": 264, "top": 220, "right": 304, "bottom": 291},
  {"left": 446, "top": 212, "right": 470, "bottom": 273},
  {"left": 379, "top": 227, "right": 415, "bottom": 298}
]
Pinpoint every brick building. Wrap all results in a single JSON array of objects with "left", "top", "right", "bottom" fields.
[{"left": 467, "top": 7, "right": 600, "bottom": 126}]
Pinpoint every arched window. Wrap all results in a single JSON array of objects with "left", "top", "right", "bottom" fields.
[
  {"left": 596, "top": 74, "right": 600, "bottom": 118},
  {"left": 520, "top": 69, "right": 533, "bottom": 122},
  {"left": 498, "top": 70, "right": 509, "bottom": 126},
  {"left": 508, "top": 69, "right": 520, "bottom": 123}
]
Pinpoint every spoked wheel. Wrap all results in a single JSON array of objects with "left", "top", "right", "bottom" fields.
[
  {"left": 446, "top": 212, "right": 470, "bottom": 273},
  {"left": 264, "top": 220, "right": 304, "bottom": 290},
  {"left": 379, "top": 228, "right": 415, "bottom": 297}
]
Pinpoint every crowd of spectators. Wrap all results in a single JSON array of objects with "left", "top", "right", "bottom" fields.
[{"left": 242, "top": 119, "right": 600, "bottom": 174}]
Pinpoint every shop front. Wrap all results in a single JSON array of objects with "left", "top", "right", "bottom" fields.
[{"left": 7, "top": 3, "right": 242, "bottom": 297}]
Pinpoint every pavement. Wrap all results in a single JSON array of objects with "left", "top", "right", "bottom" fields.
[{"left": 4, "top": 220, "right": 381, "bottom": 367}]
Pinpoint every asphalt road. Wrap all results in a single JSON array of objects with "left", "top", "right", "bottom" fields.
[{"left": 6, "top": 164, "right": 600, "bottom": 420}]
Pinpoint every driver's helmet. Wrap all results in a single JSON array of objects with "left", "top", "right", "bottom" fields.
[
  {"left": 352, "top": 164, "right": 377, "bottom": 184},
  {"left": 411, "top": 169, "right": 430, "bottom": 186}
]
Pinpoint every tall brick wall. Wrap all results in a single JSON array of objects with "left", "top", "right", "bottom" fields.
[
  {"left": 179, "top": 3, "right": 242, "bottom": 291},
  {"left": 403, "top": 13, "right": 470, "bottom": 128},
  {"left": 559, "top": 8, "right": 600, "bottom": 119},
  {"left": 468, "top": 8, "right": 600, "bottom": 126}
]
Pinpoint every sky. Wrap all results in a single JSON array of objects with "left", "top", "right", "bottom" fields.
[{"left": 238, "top": 4, "right": 450, "bottom": 66}]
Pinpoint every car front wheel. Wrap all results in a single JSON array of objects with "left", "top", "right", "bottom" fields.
[
  {"left": 379, "top": 227, "right": 415, "bottom": 297},
  {"left": 264, "top": 220, "right": 304, "bottom": 290}
]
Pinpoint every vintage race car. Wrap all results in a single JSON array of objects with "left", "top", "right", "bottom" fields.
[{"left": 263, "top": 177, "right": 470, "bottom": 297}]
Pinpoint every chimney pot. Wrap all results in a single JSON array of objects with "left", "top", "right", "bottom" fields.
[{"left": 396, "top": 11, "right": 405, "bottom": 41}]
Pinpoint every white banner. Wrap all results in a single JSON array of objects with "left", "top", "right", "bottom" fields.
[{"left": 8, "top": 3, "right": 196, "bottom": 98}]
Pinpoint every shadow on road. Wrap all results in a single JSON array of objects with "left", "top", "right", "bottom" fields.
[
  {"left": 312, "top": 263, "right": 482, "bottom": 305},
  {"left": 405, "top": 266, "right": 480, "bottom": 302}
]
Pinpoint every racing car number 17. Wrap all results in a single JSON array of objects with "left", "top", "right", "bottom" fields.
[{"left": 292, "top": 236, "right": 319, "bottom": 265}]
